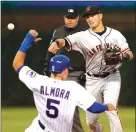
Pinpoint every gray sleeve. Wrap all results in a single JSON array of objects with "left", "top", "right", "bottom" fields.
[
  {"left": 50, "top": 30, "right": 57, "bottom": 44},
  {"left": 43, "top": 30, "right": 56, "bottom": 76}
]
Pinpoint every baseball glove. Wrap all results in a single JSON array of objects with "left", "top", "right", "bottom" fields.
[{"left": 103, "top": 48, "right": 122, "bottom": 65}]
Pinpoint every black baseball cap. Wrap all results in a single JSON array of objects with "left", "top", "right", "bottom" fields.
[
  {"left": 82, "top": 5, "right": 102, "bottom": 18},
  {"left": 64, "top": 8, "right": 79, "bottom": 18}
]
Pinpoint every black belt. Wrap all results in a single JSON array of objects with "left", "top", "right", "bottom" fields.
[
  {"left": 38, "top": 120, "right": 45, "bottom": 130},
  {"left": 69, "top": 69, "right": 85, "bottom": 72},
  {"left": 87, "top": 70, "right": 116, "bottom": 78}
]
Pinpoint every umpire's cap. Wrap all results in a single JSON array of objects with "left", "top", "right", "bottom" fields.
[
  {"left": 82, "top": 5, "right": 102, "bottom": 18},
  {"left": 64, "top": 8, "right": 79, "bottom": 18},
  {"left": 49, "top": 55, "right": 71, "bottom": 73}
]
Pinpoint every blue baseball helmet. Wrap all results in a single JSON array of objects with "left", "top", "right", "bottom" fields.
[{"left": 49, "top": 55, "right": 71, "bottom": 73}]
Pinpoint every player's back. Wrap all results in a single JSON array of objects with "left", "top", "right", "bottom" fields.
[
  {"left": 33, "top": 75, "right": 81, "bottom": 132},
  {"left": 19, "top": 66, "right": 94, "bottom": 132}
]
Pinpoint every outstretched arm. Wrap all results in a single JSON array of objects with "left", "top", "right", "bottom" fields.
[
  {"left": 87, "top": 102, "right": 115, "bottom": 113},
  {"left": 76, "top": 82, "right": 116, "bottom": 113},
  {"left": 13, "top": 30, "right": 41, "bottom": 73},
  {"left": 48, "top": 32, "right": 80, "bottom": 54},
  {"left": 48, "top": 39, "right": 66, "bottom": 54}
]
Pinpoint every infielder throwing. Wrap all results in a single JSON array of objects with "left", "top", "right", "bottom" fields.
[
  {"left": 12, "top": 30, "right": 115, "bottom": 132},
  {"left": 48, "top": 5, "right": 134, "bottom": 132}
]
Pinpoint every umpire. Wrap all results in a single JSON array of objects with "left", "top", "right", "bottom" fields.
[{"left": 43, "top": 8, "right": 88, "bottom": 132}]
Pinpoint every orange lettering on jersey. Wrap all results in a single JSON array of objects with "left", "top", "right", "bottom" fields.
[
  {"left": 110, "top": 44, "right": 113, "bottom": 49},
  {"left": 114, "top": 45, "right": 120, "bottom": 50},
  {"left": 96, "top": 45, "right": 103, "bottom": 52},
  {"left": 106, "top": 43, "right": 110, "bottom": 49},
  {"left": 95, "top": 43, "right": 121, "bottom": 54},
  {"left": 103, "top": 44, "right": 107, "bottom": 50},
  {"left": 87, "top": 51, "right": 94, "bottom": 57},
  {"left": 92, "top": 48, "right": 97, "bottom": 54},
  {"left": 96, "top": 45, "right": 99, "bottom": 52}
]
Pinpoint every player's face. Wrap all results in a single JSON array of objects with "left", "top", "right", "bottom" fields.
[
  {"left": 64, "top": 16, "right": 79, "bottom": 28},
  {"left": 86, "top": 13, "right": 103, "bottom": 29}
]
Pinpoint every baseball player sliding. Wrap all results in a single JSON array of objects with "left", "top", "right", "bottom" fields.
[
  {"left": 12, "top": 30, "right": 115, "bottom": 132},
  {"left": 48, "top": 5, "right": 134, "bottom": 132}
]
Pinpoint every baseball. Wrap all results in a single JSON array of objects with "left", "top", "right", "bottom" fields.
[{"left": 7, "top": 23, "right": 15, "bottom": 30}]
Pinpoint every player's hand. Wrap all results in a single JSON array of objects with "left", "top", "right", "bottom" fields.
[
  {"left": 29, "top": 30, "right": 42, "bottom": 43},
  {"left": 29, "top": 30, "right": 38, "bottom": 37},
  {"left": 115, "top": 51, "right": 124, "bottom": 61},
  {"left": 106, "top": 103, "right": 116, "bottom": 111},
  {"left": 34, "top": 38, "right": 42, "bottom": 43},
  {"left": 48, "top": 42, "right": 60, "bottom": 54}
]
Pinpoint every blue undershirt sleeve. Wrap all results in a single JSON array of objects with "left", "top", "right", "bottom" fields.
[
  {"left": 87, "top": 102, "right": 108, "bottom": 113},
  {"left": 16, "top": 65, "right": 24, "bottom": 74}
]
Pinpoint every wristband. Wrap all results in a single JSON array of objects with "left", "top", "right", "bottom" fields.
[
  {"left": 19, "top": 32, "right": 35, "bottom": 53},
  {"left": 55, "top": 40, "right": 59, "bottom": 46},
  {"left": 123, "top": 53, "right": 130, "bottom": 61}
]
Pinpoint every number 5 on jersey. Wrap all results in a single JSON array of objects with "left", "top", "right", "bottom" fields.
[{"left": 46, "top": 98, "right": 60, "bottom": 118}]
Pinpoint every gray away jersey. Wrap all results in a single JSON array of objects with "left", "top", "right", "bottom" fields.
[
  {"left": 66, "top": 27, "right": 130, "bottom": 74},
  {"left": 19, "top": 66, "right": 96, "bottom": 132}
]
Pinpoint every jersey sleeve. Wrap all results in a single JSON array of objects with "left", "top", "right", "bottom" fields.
[
  {"left": 18, "top": 66, "right": 43, "bottom": 91},
  {"left": 74, "top": 83, "right": 96, "bottom": 110},
  {"left": 65, "top": 32, "right": 82, "bottom": 51},
  {"left": 116, "top": 30, "right": 130, "bottom": 53}
]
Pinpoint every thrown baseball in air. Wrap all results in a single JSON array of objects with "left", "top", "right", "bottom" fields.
[{"left": 7, "top": 23, "right": 15, "bottom": 30}]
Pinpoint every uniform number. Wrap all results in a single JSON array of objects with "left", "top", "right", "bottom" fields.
[{"left": 46, "top": 98, "right": 60, "bottom": 118}]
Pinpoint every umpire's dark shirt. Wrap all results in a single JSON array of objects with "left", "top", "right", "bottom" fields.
[{"left": 43, "top": 23, "right": 88, "bottom": 76}]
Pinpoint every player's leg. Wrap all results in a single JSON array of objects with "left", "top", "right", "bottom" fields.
[
  {"left": 85, "top": 76, "right": 104, "bottom": 132},
  {"left": 103, "top": 72, "right": 123, "bottom": 132},
  {"left": 86, "top": 112, "right": 103, "bottom": 132},
  {"left": 72, "top": 107, "right": 84, "bottom": 132},
  {"left": 24, "top": 116, "right": 43, "bottom": 132}
]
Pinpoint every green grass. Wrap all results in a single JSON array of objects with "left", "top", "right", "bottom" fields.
[{"left": 2, "top": 107, "right": 135, "bottom": 132}]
